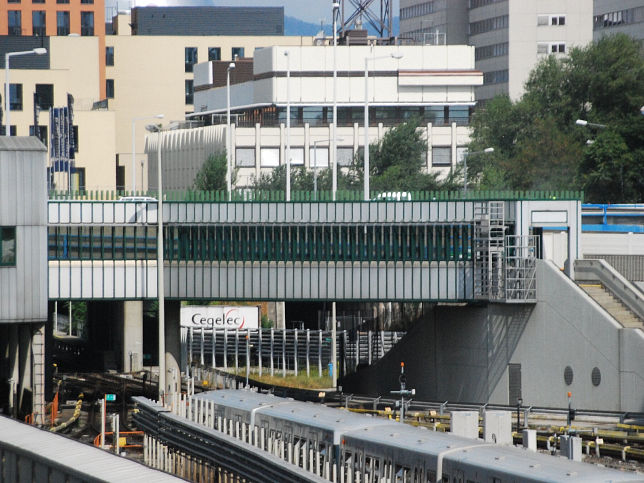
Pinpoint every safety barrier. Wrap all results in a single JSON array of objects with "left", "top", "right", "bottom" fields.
[{"left": 133, "top": 396, "right": 326, "bottom": 482}]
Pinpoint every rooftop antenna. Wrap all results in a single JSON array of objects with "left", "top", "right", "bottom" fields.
[{"left": 339, "top": 0, "right": 394, "bottom": 40}]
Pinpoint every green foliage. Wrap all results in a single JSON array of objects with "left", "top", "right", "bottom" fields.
[
  {"left": 248, "top": 119, "right": 459, "bottom": 194},
  {"left": 469, "top": 34, "right": 644, "bottom": 202},
  {"left": 261, "top": 314, "right": 273, "bottom": 329},
  {"left": 194, "top": 151, "right": 229, "bottom": 191}
]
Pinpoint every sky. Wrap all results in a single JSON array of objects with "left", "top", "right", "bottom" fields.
[{"left": 107, "top": 0, "right": 400, "bottom": 25}]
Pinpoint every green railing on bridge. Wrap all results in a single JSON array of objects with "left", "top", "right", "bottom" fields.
[{"left": 48, "top": 189, "right": 584, "bottom": 202}]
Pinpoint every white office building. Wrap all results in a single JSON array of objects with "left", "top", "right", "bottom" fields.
[{"left": 153, "top": 44, "right": 483, "bottom": 190}]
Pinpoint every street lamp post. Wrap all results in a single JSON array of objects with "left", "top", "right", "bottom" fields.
[
  {"left": 332, "top": 1, "right": 340, "bottom": 200},
  {"left": 575, "top": 119, "right": 606, "bottom": 129},
  {"left": 226, "top": 62, "right": 236, "bottom": 198},
  {"left": 364, "top": 52, "right": 403, "bottom": 201},
  {"left": 285, "top": 51, "right": 291, "bottom": 201},
  {"left": 462, "top": 147, "right": 494, "bottom": 195},
  {"left": 146, "top": 123, "right": 166, "bottom": 401},
  {"left": 4, "top": 48, "right": 47, "bottom": 136},
  {"left": 331, "top": 1, "right": 340, "bottom": 391},
  {"left": 516, "top": 397, "right": 523, "bottom": 430},
  {"left": 132, "top": 114, "right": 164, "bottom": 193}
]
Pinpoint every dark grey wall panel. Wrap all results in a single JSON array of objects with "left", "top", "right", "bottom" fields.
[
  {"left": 132, "top": 7, "right": 284, "bottom": 36},
  {"left": 0, "top": 37, "right": 51, "bottom": 69}
]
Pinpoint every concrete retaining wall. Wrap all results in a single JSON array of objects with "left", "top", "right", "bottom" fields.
[{"left": 343, "top": 260, "right": 644, "bottom": 412}]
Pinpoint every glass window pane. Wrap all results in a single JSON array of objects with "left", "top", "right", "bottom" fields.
[
  {"left": 337, "top": 147, "right": 354, "bottom": 166},
  {"left": 106, "top": 46, "right": 114, "bottom": 66},
  {"left": 235, "top": 148, "right": 255, "bottom": 167},
  {"left": 309, "top": 147, "right": 329, "bottom": 167},
  {"left": 185, "top": 47, "right": 198, "bottom": 73},
  {"left": 424, "top": 106, "right": 444, "bottom": 124},
  {"left": 432, "top": 147, "right": 451, "bottom": 166},
  {"left": 81, "top": 11, "right": 94, "bottom": 36},
  {"left": 208, "top": 47, "right": 221, "bottom": 61},
  {"left": 1, "top": 227, "right": 16, "bottom": 265},
  {"left": 288, "top": 147, "right": 304, "bottom": 166},
  {"left": 261, "top": 148, "right": 280, "bottom": 167}
]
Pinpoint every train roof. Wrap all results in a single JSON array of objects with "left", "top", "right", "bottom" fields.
[
  {"left": 342, "top": 421, "right": 488, "bottom": 453},
  {"left": 193, "top": 389, "right": 288, "bottom": 412},
  {"left": 256, "top": 401, "right": 392, "bottom": 444},
  {"left": 449, "top": 443, "right": 640, "bottom": 482},
  {"left": 343, "top": 422, "right": 640, "bottom": 482}
]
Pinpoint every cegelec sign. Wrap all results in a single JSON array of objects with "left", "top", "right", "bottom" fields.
[{"left": 180, "top": 305, "right": 259, "bottom": 330}]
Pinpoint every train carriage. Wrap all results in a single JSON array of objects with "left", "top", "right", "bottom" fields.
[{"left": 186, "top": 390, "right": 640, "bottom": 483}]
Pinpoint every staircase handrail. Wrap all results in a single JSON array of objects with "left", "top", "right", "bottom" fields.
[{"left": 574, "top": 259, "right": 644, "bottom": 321}]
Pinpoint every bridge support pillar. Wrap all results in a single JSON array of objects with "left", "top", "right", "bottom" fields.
[
  {"left": 122, "top": 301, "right": 144, "bottom": 373},
  {"left": 164, "top": 301, "right": 181, "bottom": 395}
]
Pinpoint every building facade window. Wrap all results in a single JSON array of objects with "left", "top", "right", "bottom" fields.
[
  {"left": 81, "top": 11, "right": 94, "bottom": 36},
  {"left": 469, "top": 15, "right": 508, "bottom": 35},
  {"left": 32, "top": 0, "right": 45, "bottom": 3},
  {"left": 57, "top": 0, "right": 70, "bottom": 3},
  {"left": 8, "top": 0, "right": 20, "bottom": 3},
  {"left": 469, "top": 0, "right": 504, "bottom": 9},
  {"left": 537, "top": 43, "right": 565, "bottom": 54},
  {"left": 208, "top": 47, "right": 221, "bottom": 61},
  {"left": 9, "top": 84, "right": 23, "bottom": 111},
  {"left": 185, "top": 47, "right": 198, "bottom": 73},
  {"left": 538, "top": 15, "right": 566, "bottom": 26},
  {"left": 475, "top": 42, "right": 508, "bottom": 61},
  {"left": 337, "top": 147, "right": 354, "bottom": 166},
  {"left": 260, "top": 148, "right": 280, "bottom": 167},
  {"left": 483, "top": 69, "right": 509, "bottom": 84},
  {"left": 0, "top": 227, "right": 16, "bottom": 266},
  {"left": 57, "top": 11, "right": 70, "bottom": 35},
  {"left": 106, "top": 46, "right": 114, "bottom": 66},
  {"left": 400, "top": 1, "right": 433, "bottom": 20},
  {"left": 235, "top": 148, "right": 255, "bottom": 167},
  {"left": 35, "top": 84, "right": 54, "bottom": 110},
  {"left": 185, "top": 79, "right": 194, "bottom": 104},
  {"left": 0, "top": 126, "right": 17, "bottom": 136},
  {"left": 29, "top": 125, "right": 48, "bottom": 146},
  {"left": 81, "top": 0, "right": 94, "bottom": 3},
  {"left": 309, "top": 147, "right": 329, "bottom": 167},
  {"left": 8, "top": 11, "right": 21, "bottom": 35},
  {"left": 594, "top": 7, "right": 644, "bottom": 29},
  {"left": 432, "top": 147, "right": 451, "bottom": 166},
  {"left": 106, "top": 79, "right": 114, "bottom": 98},
  {"left": 232, "top": 47, "right": 245, "bottom": 59},
  {"left": 32, "top": 10, "right": 46, "bottom": 36}
]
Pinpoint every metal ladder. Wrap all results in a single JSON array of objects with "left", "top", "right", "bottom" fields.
[{"left": 473, "top": 201, "right": 506, "bottom": 301}]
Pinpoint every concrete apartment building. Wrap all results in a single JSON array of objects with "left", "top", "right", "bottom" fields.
[
  {"left": 148, "top": 44, "right": 482, "bottom": 190},
  {"left": 400, "top": 0, "right": 593, "bottom": 101}
]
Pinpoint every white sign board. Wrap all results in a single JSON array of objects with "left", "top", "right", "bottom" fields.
[{"left": 180, "top": 305, "right": 259, "bottom": 330}]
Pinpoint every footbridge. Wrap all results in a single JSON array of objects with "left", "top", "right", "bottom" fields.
[{"left": 47, "top": 192, "right": 581, "bottom": 303}]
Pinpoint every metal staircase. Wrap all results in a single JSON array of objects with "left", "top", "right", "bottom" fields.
[
  {"left": 473, "top": 201, "right": 538, "bottom": 303},
  {"left": 474, "top": 201, "right": 506, "bottom": 301}
]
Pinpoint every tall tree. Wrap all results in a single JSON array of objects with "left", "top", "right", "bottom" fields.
[
  {"left": 194, "top": 151, "right": 228, "bottom": 191},
  {"left": 468, "top": 34, "right": 644, "bottom": 201}
]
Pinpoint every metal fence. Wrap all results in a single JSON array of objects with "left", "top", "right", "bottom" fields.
[{"left": 184, "top": 328, "right": 406, "bottom": 378}]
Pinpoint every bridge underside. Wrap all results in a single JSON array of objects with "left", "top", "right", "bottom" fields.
[{"left": 49, "top": 261, "right": 473, "bottom": 301}]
